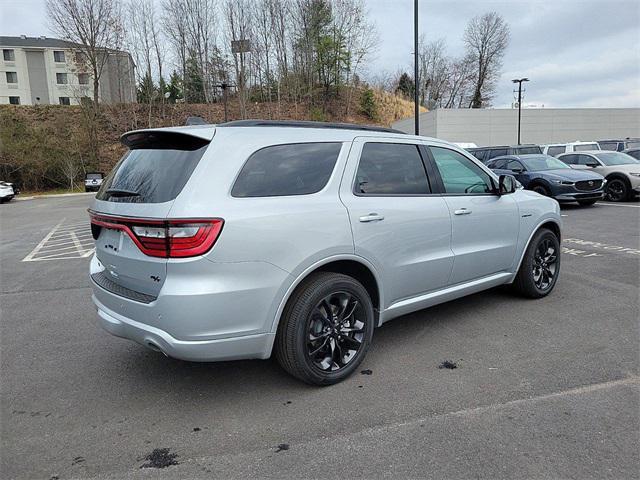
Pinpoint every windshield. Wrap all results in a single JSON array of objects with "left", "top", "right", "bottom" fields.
[
  {"left": 573, "top": 143, "right": 599, "bottom": 152},
  {"left": 521, "top": 155, "right": 571, "bottom": 171},
  {"left": 595, "top": 152, "right": 639, "bottom": 166},
  {"left": 86, "top": 173, "right": 103, "bottom": 179}
]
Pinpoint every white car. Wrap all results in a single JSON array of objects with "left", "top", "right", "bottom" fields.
[
  {"left": 0, "top": 181, "right": 15, "bottom": 203},
  {"left": 542, "top": 141, "right": 601, "bottom": 157}
]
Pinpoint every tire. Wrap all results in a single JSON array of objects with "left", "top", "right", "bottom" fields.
[
  {"left": 605, "top": 177, "right": 630, "bottom": 202},
  {"left": 275, "top": 272, "right": 375, "bottom": 385},
  {"left": 577, "top": 199, "right": 598, "bottom": 206},
  {"left": 512, "top": 228, "right": 561, "bottom": 298},
  {"left": 531, "top": 184, "right": 550, "bottom": 197}
]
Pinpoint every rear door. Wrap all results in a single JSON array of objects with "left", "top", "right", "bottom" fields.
[
  {"left": 340, "top": 138, "right": 453, "bottom": 306},
  {"left": 425, "top": 145, "right": 520, "bottom": 285},
  {"left": 91, "top": 131, "right": 211, "bottom": 297}
]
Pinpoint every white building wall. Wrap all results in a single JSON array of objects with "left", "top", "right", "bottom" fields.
[
  {"left": 0, "top": 48, "right": 31, "bottom": 104},
  {"left": 393, "top": 108, "right": 640, "bottom": 146}
]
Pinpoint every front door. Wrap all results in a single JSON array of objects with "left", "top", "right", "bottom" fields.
[
  {"left": 339, "top": 139, "right": 454, "bottom": 308},
  {"left": 426, "top": 146, "right": 520, "bottom": 285}
]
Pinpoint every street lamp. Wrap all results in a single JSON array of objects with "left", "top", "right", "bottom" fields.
[{"left": 512, "top": 78, "right": 529, "bottom": 145}]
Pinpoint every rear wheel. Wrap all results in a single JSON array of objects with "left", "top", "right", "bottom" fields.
[
  {"left": 577, "top": 199, "right": 598, "bottom": 206},
  {"left": 531, "top": 184, "right": 550, "bottom": 197},
  {"left": 513, "top": 228, "right": 561, "bottom": 298},
  {"left": 605, "top": 178, "right": 629, "bottom": 202},
  {"left": 275, "top": 272, "right": 374, "bottom": 385}
]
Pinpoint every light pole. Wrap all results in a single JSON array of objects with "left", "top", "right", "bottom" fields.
[
  {"left": 414, "top": 0, "right": 419, "bottom": 135},
  {"left": 512, "top": 78, "right": 529, "bottom": 145}
]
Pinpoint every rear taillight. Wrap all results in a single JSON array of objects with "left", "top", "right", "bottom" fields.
[{"left": 89, "top": 211, "right": 223, "bottom": 258}]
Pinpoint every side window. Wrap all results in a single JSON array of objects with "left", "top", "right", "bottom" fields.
[
  {"left": 231, "top": 143, "right": 342, "bottom": 197},
  {"left": 490, "top": 159, "right": 507, "bottom": 169},
  {"left": 430, "top": 147, "right": 493, "bottom": 194},
  {"left": 355, "top": 143, "right": 430, "bottom": 195},
  {"left": 561, "top": 154, "right": 578, "bottom": 165},
  {"left": 547, "top": 146, "right": 566, "bottom": 157},
  {"left": 577, "top": 155, "right": 597, "bottom": 166},
  {"left": 487, "top": 148, "right": 508, "bottom": 160},
  {"left": 506, "top": 160, "right": 524, "bottom": 172}
]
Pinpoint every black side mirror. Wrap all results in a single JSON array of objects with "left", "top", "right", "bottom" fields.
[
  {"left": 511, "top": 168, "right": 524, "bottom": 174},
  {"left": 498, "top": 174, "right": 517, "bottom": 195},
  {"left": 585, "top": 161, "right": 599, "bottom": 167}
]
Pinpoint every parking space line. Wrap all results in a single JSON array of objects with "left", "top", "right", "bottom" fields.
[
  {"left": 22, "top": 219, "right": 95, "bottom": 262},
  {"left": 597, "top": 203, "right": 640, "bottom": 208}
]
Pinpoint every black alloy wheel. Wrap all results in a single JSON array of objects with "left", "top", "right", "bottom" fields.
[
  {"left": 275, "top": 272, "right": 374, "bottom": 385},
  {"left": 605, "top": 178, "right": 628, "bottom": 202},
  {"left": 532, "top": 184, "right": 550, "bottom": 196},
  {"left": 532, "top": 237, "right": 558, "bottom": 291},
  {"left": 306, "top": 292, "right": 366, "bottom": 372}
]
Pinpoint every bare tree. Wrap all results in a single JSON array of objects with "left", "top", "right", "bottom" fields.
[
  {"left": 47, "top": 0, "right": 125, "bottom": 105},
  {"left": 225, "top": 0, "right": 253, "bottom": 117},
  {"left": 464, "top": 11, "right": 510, "bottom": 108}
]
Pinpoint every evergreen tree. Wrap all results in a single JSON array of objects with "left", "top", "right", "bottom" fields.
[{"left": 184, "top": 56, "right": 206, "bottom": 104}]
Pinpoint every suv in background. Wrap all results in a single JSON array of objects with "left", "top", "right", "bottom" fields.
[
  {"left": 0, "top": 181, "right": 15, "bottom": 203},
  {"left": 85, "top": 172, "right": 104, "bottom": 192},
  {"left": 622, "top": 148, "right": 640, "bottom": 161},
  {"left": 558, "top": 150, "right": 640, "bottom": 202},
  {"left": 542, "top": 141, "right": 600, "bottom": 157},
  {"left": 597, "top": 139, "right": 640, "bottom": 152},
  {"left": 89, "top": 120, "right": 562, "bottom": 385},
  {"left": 486, "top": 154, "right": 605, "bottom": 206},
  {"left": 467, "top": 144, "right": 542, "bottom": 163}
]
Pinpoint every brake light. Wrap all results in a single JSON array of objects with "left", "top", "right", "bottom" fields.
[{"left": 89, "top": 211, "right": 223, "bottom": 258}]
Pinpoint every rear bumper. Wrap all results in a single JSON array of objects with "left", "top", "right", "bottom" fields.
[
  {"left": 89, "top": 254, "right": 289, "bottom": 361},
  {"left": 94, "top": 294, "right": 275, "bottom": 361}
]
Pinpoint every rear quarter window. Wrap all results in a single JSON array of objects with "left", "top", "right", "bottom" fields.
[
  {"left": 231, "top": 142, "right": 342, "bottom": 197},
  {"left": 547, "top": 146, "right": 566, "bottom": 157}
]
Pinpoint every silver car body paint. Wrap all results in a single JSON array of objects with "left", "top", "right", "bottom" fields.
[{"left": 90, "top": 126, "right": 561, "bottom": 361}]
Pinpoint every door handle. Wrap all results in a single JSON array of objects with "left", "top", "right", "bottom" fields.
[
  {"left": 359, "top": 213, "right": 385, "bottom": 223},
  {"left": 454, "top": 208, "right": 472, "bottom": 215}
]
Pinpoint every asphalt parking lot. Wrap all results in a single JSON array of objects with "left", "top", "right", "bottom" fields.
[{"left": 1, "top": 194, "right": 638, "bottom": 479}]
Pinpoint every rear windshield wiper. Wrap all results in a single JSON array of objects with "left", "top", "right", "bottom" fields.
[{"left": 104, "top": 188, "right": 141, "bottom": 198}]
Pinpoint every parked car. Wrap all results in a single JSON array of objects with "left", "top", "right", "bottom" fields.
[
  {"left": 558, "top": 151, "right": 640, "bottom": 202},
  {"left": 85, "top": 172, "right": 104, "bottom": 192},
  {"left": 542, "top": 141, "right": 600, "bottom": 157},
  {"left": 597, "top": 138, "right": 640, "bottom": 152},
  {"left": 486, "top": 154, "right": 605, "bottom": 206},
  {"left": 89, "top": 120, "right": 562, "bottom": 385},
  {"left": 467, "top": 144, "right": 542, "bottom": 163},
  {"left": 622, "top": 148, "right": 640, "bottom": 161},
  {"left": 0, "top": 181, "right": 15, "bottom": 203}
]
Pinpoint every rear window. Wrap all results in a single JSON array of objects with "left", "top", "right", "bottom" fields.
[
  {"left": 97, "top": 132, "right": 209, "bottom": 203},
  {"left": 86, "top": 173, "right": 103, "bottom": 180},
  {"left": 598, "top": 141, "right": 619, "bottom": 151},
  {"left": 514, "top": 146, "right": 542, "bottom": 154},
  {"left": 573, "top": 143, "right": 598, "bottom": 152},
  {"left": 231, "top": 142, "right": 341, "bottom": 197},
  {"left": 547, "top": 146, "right": 566, "bottom": 157}
]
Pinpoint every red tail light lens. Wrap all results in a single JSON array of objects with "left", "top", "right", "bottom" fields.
[{"left": 89, "top": 211, "right": 223, "bottom": 258}]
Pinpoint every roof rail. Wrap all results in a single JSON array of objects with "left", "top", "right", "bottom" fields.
[{"left": 217, "top": 119, "right": 406, "bottom": 135}]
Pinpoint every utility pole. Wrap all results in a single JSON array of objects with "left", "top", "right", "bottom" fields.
[
  {"left": 512, "top": 78, "right": 529, "bottom": 145},
  {"left": 414, "top": 0, "right": 419, "bottom": 135}
]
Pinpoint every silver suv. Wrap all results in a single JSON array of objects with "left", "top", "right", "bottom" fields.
[{"left": 89, "top": 120, "right": 562, "bottom": 385}]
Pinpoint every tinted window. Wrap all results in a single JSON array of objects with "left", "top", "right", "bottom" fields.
[
  {"left": 625, "top": 149, "right": 640, "bottom": 160},
  {"left": 97, "top": 133, "right": 209, "bottom": 203},
  {"left": 506, "top": 160, "right": 525, "bottom": 171},
  {"left": 576, "top": 155, "right": 598, "bottom": 166},
  {"left": 625, "top": 141, "right": 640, "bottom": 149},
  {"left": 468, "top": 149, "right": 485, "bottom": 161},
  {"left": 430, "top": 147, "right": 493, "bottom": 194},
  {"left": 514, "top": 146, "right": 542, "bottom": 155},
  {"left": 232, "top": 143, "right": 341, "bottom": 197},
  {"left": 488, "top": 159, "right": 507, "bottom": 169},
  {"left": 573, "top": 143, "right": 599, "bottom": 152},
  {"left": 547, "top": 146, "right": 566, "bottom": 157},
  {"left": 560, "top": 154, "right": 578, "bottom": 165},
  {"left": 486, "top": 148, "right": 508, "bottom": 160},
  {"left": 598, "top": 141, "right": 618, "bottom": 151},
  {"left": 355, "top": 143, "right": 429, "bottom": 195},
  {"left": 594, "top": 152, "right": 639, "bottom": 166}
]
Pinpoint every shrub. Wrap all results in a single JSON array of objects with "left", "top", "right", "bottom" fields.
[{"left": 360, "top": 88, "right": 378, "bottom": 121}]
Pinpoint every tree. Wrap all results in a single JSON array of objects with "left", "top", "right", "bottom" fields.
[
  {"left": 395, "top": 72, "right": 415, "bottom": 99},
  {"left": 47, "top": 0, "right": 125, "bottom": 106},
  {"left": 184, "top": 56, "right": 206, "bottom": 103},
  {"left": 464, "top": 12, "right": 510, "bottom": 108},
  {"left": 359, "top": 87, "right": 377, "bottom": 120},
  {"left": 166, "top": 71, "right": 184, "bottom": 103}
]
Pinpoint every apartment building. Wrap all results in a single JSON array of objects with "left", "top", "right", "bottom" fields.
[{"left": 0, "top": 35, "right": 136, "bottom": 105}]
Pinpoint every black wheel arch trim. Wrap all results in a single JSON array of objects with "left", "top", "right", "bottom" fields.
[{"left": 512, "top": 219, "right": 562, "bottom": 279}]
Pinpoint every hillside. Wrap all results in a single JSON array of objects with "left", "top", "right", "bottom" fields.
[{"left": 0, "top": 88, "right": 422, "bottom": 191}]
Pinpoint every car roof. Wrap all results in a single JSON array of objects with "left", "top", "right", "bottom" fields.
[
  {"left": 558, "top": 150, "right": 601, "bottom": 155},
  {"left": 490, "top": 154, "right": 548, "bottom": 161},
  {"left": 121, "top": 122, "right": 451, "bottom": 146}
]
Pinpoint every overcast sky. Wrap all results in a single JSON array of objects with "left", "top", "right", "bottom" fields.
[{"left": 2, "top": 0, "right": 639, "bottom": 108}]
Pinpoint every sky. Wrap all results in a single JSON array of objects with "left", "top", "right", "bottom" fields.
[{"left": 2, "top": 0, "right": 639, "bottom": 108}]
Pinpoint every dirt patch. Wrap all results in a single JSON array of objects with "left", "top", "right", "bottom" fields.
[
  {"left": 438, "top": 361, "right": 458, "bottom": 370},
  {"left": 140, "top": 448, "right": 179, "bottom": 469}
]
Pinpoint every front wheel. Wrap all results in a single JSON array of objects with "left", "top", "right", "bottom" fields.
[
  {"left": 275, "top": 272, "right": 375, "bottom": 385},
  {"left": 577, "top": 199, "right": 598, "bottom": 206},
  {"left": 605, "top": 178, "right": 629, "bottom": 202},
  {"left": 531, "top": 184, "right": 551, "bottom": 197},
  {"left": 512, "top": 228, "right": 561, "bottom": 298}
]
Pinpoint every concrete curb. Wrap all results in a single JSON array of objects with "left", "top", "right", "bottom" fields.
[{"left": 14, "top": 192, "right": 95, "bottom": 202}]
